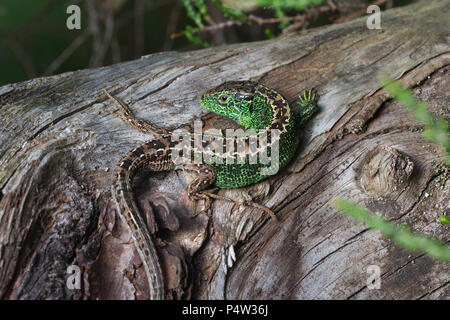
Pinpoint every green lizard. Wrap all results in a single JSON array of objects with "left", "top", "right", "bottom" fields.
[{"left": 105, "top": 81, "right": 317, "bottom": 299}]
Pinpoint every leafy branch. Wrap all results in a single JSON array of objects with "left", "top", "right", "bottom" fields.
[
  {"left": 334, "top": 77, "right": 450, "bottom": 262},
  {"left": 258, "top": 0, "right": 324, "bottom": 29},
  {"left": 334, "top": 199, "right": 450, "bottom": 262},
  {"left": 381, "top": 76, "right": 450, "bottom": 164},
  {"left": 177, "top": 0, "right": 327, "bottom": 47}
]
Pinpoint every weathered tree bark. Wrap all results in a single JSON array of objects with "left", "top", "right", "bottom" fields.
[{"left": 0, "top": 0, "right": 448, "bottom": 300}]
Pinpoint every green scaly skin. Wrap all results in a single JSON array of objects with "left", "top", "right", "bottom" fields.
[
  {"left": 107, "top": 81, "right": 317, "bottom": 299},
  {"left": 200, "top": 81, "right": 317, "bottom": 188}
]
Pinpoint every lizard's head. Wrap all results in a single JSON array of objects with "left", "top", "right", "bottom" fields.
[{"left": 200, "top": 81, "right": 258, "bottom": 129}]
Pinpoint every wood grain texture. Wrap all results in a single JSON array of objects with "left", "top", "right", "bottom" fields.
[{"left": 0, "top": 0, "right": 448, "bottom": 299}]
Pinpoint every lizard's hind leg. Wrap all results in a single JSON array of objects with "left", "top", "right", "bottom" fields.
[
  {"left": 183, "top": 163, "right": 278, "bottom": 221},
  {"left": 199, "top": 191, "right": 278, "bottom": 221}
]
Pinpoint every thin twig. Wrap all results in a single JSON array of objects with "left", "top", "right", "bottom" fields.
[
  {"left": 89, "top": 0, "right": 115, "bottom": 68},
  {"left": 163, "top": 4, "right": 183, "bottom": 51},
  {"left": 101, "top": 8, "right": 115, "bottom": 62},
  {"left": 1, "top": 0, "right": 61, "bottom": 78},
  {"left": 171, "top": 5, "right": 333, "bottom": 39},
  {"left": 111, "top": 36, "right": 121, "bottom": 63},
  {"left": 1, "top": 0, "right": 59, "bottom": 47},
  {"left": 337, "top": 0, "right": 390, "bottom": 22},
  {"left": 327, "top": 0, "right": 337, "bottom": 11},
  {"left": 134, "top": 0, "right": 145, "bottom": 58},
  {"left": 86, "top": 0, "right": 102, "bottom": 67},
  {"left": 7, "top": 39, "right": 37, "bottom": 78},
  {"left": 44, "top": 31, "right": 90, "bottom": 76},
  {"left": 172, "top": 0, "right": 390, "bottom": 40},
  {"left": 281, "top": 18, "right": 307, "bottom": 35}
]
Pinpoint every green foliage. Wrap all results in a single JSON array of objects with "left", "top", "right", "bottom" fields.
[
  {"left": 185, "top": 25, "right": 212, "bottom": 47},
  {"left": 182, "top": 0, "right": 207, "bottom": 27},
  {"left": 269, "top": 0, "right": 289, "bottom": 29},
  {"left": 334, "top": 199, "right": 450, "bottom": 262},
  {"left": 264, "top": 28, "right": 276, "bottom": 38},
  {"left": 440, "top": 216, "right": 450, "bottom": 225},
  {"left": 258, "top": 0, "right": 323, "bottom": 29},
  {"left": 182, "top": 0, "right": 248, "bottom": 28},
  {"left": 258, "top": 0, "right": 323, "bottom": 11},
  {"left": 180, "top": 0, "right": 325, "bottom": 47},
  {"left": 380, "top": 76, "right": 450, "bottom": 164},
  {"left": 181, "top": 0, "right": 214, "bottom": 48},
  {"left": 333, "top": 78, "right": 450, "bottom": 262},
  {"left": 210, "top": 0, "right": 247, "bottom": 22}
]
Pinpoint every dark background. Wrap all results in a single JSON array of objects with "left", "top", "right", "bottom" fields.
[{"left": 0, "top": 0, "right": 414, "bottom": 86}]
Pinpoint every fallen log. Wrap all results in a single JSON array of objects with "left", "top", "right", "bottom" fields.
[{"left": 0, "top": 0, "right": 448, "bottom": 299}]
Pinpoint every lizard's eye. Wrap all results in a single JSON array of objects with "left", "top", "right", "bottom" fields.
[{"left": 218, "top": 94, "right": 229, "bottom": 104}]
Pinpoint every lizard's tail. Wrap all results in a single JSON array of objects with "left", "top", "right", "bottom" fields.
[
  {"left": 111, "top": 181, "right": 164, "bottom": 299},
  {"left": 111, "top": 140, "right": 174, "bottom": 300}
]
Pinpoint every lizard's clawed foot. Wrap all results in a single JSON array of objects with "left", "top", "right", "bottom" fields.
[
  {"left": 241, "top": 199, "right": 278, "bottom": 221},
  {"left": 297, "top": 89, "right": 316, "bottom": 108},
  {"left": 189, "top": 189, "right": 278, "bottom": 221},
  {"left": 189, "top": 191, "right": 213, "bottom": 217},
  {"left": 297, "top": 88, "right": 318, "bottom": 126}
]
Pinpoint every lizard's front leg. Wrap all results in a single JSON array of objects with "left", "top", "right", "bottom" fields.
[{"left": 182, "top": 163, "right": 217, "bottom": 215}]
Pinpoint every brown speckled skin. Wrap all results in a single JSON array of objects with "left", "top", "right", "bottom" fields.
[{"left": 105, "top": 81, "right": 316, "bottom": 300}]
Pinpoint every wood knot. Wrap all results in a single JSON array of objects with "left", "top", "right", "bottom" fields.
[{"left": 356, "top": 146, "right": 414, "bottom": 197}]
